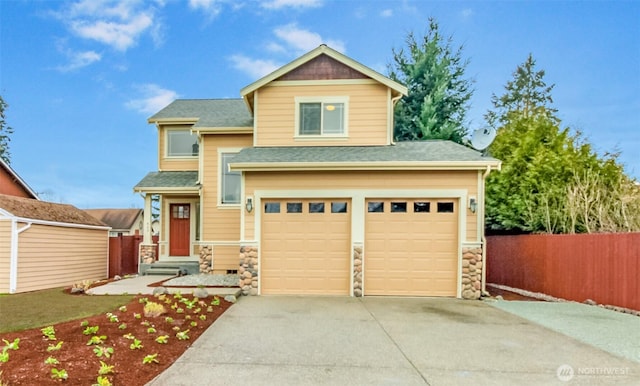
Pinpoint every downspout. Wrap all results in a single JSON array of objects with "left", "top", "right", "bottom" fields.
[
  {"left": 10, "top": 220, "right": 32, "bottom": 294},
  {"left": 481, "top": 164, "right": 492, "bottom": 295},
  {"left": 389, "top": 94, "right": 402, "bottom": 145}
]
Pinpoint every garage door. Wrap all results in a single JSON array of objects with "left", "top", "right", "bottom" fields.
[
  {"left": 364, "top": 199, "right": 458, "bottom": 296},
  {"left": 261, "top": 199, "right": 351, "bottom": 295}
]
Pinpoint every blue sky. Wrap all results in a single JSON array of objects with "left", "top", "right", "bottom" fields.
[{"left": 1, "top": 0, "right": 638, "bottom": 209}]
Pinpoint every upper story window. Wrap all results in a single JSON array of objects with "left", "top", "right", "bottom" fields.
[
  {"left": 167, "top": 130, "right": 199, "bottom": 157},
  {"left": 220, "top": 152, "right": 240, "bottom": 205},
  {"left": 295, "top": 96, "right": 348, "bottom": 137}
]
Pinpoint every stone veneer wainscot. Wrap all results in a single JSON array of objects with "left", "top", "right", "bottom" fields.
[
  {"left": 239, "top": 246, "right": 259, "bottom": 295},
  {"left": 461, "top": 247, "right": 483, "bottom": 300}
]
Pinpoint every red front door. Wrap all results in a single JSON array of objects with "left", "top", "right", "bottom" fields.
[{"left": 169, "top": 204, "right": 190, "bottom": 256}]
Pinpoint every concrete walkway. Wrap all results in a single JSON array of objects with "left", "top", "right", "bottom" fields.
[
  {"left": 146, "top": 296, "right": 640, "bottom": 385},
  {"left": 86, "top": 275, "right": 241, "bottom": 298}
]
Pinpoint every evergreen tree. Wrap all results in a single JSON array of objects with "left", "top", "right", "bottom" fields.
[
  {"left": 389, "top": 18, "right": 473, "bottom": 143},
  {"left": 0, "top": 96, "right": 14, "bottom": 164}
]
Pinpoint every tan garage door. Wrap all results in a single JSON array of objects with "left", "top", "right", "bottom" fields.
[
  {"left": 261, "top": 199, "right": 351, "bottom": 295},
  {"left": 365, "top": 199, "right": 458, "bottom": 296}
]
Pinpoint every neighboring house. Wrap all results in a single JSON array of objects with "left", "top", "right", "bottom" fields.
[
  {"left": 0, "top": 194, "right": 110, "bottom": 294},
  {"left": 0, "top": 158, "right": 39, "bottom": 199},
  {"left": 134, "top": 45, "right": 501, "bottom": 299},
  {"left": 85, "top": 208, "right": 144, "bottom": 236}
]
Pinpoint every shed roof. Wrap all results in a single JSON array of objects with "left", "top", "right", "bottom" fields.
[
  {"left": 84, "top": 208, "right": 142, "bottom": 230},
  {"left": 229, "top": 141, "right": 501, "bottom": 171},
  {"left": 0, "top": 194, "right": 107, "bottom": 227},
  {"left": 147, "top": 99, "right": 253, "bottom": 129}
]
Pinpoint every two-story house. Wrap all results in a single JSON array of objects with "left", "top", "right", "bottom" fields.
[{"left": 134, "top": 45, "right": 500, "bottom": 299}]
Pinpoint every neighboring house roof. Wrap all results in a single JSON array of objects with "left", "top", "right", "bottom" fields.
[
  {"left": 133, "top": 171, "right": 200, "bottom": 192},
  {"left": 240, "top": 45, "right": 408, "bottom": 114},
  {"left": 0, "top": 158, "right": 39, "bottom": 199},
  {"left": 229, "top": 141, "right": 501, "bottom": 172},
  {"left": 147, "top": 99, "right": 253, "bottom": 131},
  {"left": 84, "top": 209, "right": 142, "bottom": 231},
  {"left": 0, "top": 194, "right": 107, "bottom": 227}
]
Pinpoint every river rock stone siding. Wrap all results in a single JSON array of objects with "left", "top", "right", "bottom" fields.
[
  {"left": 139, "top": 244, "right": 156, "bottom": 264},
  {"left": 353, "top": 244, "right": 363, "bottom": 297},
  {"left": 199, "top": 245, "right": 212, "bottom": 274},
  {"left": 239, "top": 245, "right": 259, "bottom": 296},
  {"left": 461, "top": 247, "right": 483, "bottom": 300}
]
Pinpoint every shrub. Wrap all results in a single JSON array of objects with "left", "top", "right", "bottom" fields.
[{"left": 143, "top": 302, "right": 167, "bottom": 318}]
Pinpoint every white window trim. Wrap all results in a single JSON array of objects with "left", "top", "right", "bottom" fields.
[
  {"left": 165, "top": 129, "right": 199, "bottom": 159},
  {"left": 294, "top": 96, "right": 349, "bottom": 139},
  {"left": 217, "top": 148, "right": 243, "bottom": 207}
]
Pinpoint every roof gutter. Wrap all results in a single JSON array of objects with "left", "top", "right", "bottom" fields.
[{"left": 229, "top": 160, "right": 502, "bottom": 172}]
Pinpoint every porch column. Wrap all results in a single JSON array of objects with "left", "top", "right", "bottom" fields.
[{"left": 143, "top": 193, "right": 153, "bottom": 244}]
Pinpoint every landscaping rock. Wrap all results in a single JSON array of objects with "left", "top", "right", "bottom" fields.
[
  {"left": 193, "top": 288, "right": 209, "bottom": 299},
  {"left": 224, "top": 294, "right": 237, "bottom": 303}
]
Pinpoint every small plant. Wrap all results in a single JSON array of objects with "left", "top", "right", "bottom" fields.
[
  {"left": 138, "top": 297, "right": 149, "bottom": 304},
  {"left": 133, "top": 313, "right": 141, "bottom": 319},
  {"left": 0, "top": 351, "right": 9, "bottom": 363},
  {"left": 199, "top": 314, "right": 207, "bottom": 321},
  {"left": 193, "top": 307, "right": 202, "bottom": 314},
  {"left": 50, "top": 368, "right": 68, "bottom": 380},
  {"left": 94, "top": 375, "right": 113, "bottom": 386},
  {"left": 105, "top": 313, "right": 119, "bottom": 323},
  {"left": 176, "top": 308, "right": 184, "bottom": 314},
  {"left": 80, "top": 320, "right": 89, "bottom": 327},
  {"left": 155, "top": 335, "right": 169, "bottom": 344},
  {"left": 176, "top": 330, "right": 190, "bottom": 341},
  {"left": 118, "top": 323, "right": 127, "bottom": 330},
  {"left": 41, "top": 326, "right": 57, "bottom": 340},
  {"left": 165, "top": 316, "right": 174, "bottom": 324},
  {"left": 144, "top": 301, "right": 167, "bottom": 317},
  {"left": 207, "top": 306, "right": 214, "bottom": 313},
  {"left": 71, "top": 279, "right": 93, "bottom": 293},
  {"left": 172, "top": 326, "right": 180, "bottom": 332},
  {"left": 142, "top": 353, "right": 159, "bottom": 365},
  {"left": 129, "top": 339, "right": 143, "bottom": 350},
  {"left": 171, "top": 302, "right": 178, "bottom": 310},
  {"left": 147, "top": 327, "right": 157, "bottom": 334},
  {"left": 2, "top": 338, "right": 19, "bottom": 351},
  {"left": 173, "top": 291, "right": 183, "bottom": 300},
  {"left": 157, "top": 294, "right": 167, "bottom": 301},
  {"left": 118, "top": 305, "right": 127, "bottom": 312},
  {"left": 141, "top": 320, "right": 151, "bottom": 327},
  {"left": 86, "top": 335, "right": 107, "bottom": 346},
  {"left": 185, "top": 315, "right": 191, "bottom": 320},
  {"left": 211, "top": 297, "right": 220, "bottom": 306},
  {"left": 44, "top": 356, "right": 60, "bottom": 365},
  {"left": 83, "top": 325, "right": 100, "bottom": 335},
  {"left": 97, "top": 361, "right": 115, "bottom": 375},
  {"left": 47, "top": 341, "right": 64, "bottom": 352},
  {"left": 190, "top": 321, "right": 198, "bottom": 327},
  {"left": 93, "top": 346, "right": 114, "bottom": 358}
]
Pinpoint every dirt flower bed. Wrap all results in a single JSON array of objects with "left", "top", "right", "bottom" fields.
[{"left": 0, "top": 292, "right": 232, "bottom": 385}]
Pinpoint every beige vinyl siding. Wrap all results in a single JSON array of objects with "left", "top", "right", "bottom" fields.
[
  {"left": 0, "top": 220, "right": 11, "bottom": 292},
  {"left": 15, "top": 224, "right": 108, "bottom": 293},
  {"left": 243, "top": 170, "right": 478, "bottom": 241},
  {"left": 255, "top": 83, "right": 389, "bottom": 146},
  {"left": 200, "top": 134, "right": 253, "bottom": 270},
  {"left": 158, "top": 125, "right": 199, "bottom": 171}
]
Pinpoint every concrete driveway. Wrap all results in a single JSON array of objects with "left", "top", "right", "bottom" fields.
[{"left": 147, "top": 297, "right": 640, "bottom": 385}]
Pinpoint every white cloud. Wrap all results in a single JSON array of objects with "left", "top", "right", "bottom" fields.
[
  {"left": 55, "top": 43, "right": 102, "bottom": 72},
  {"left": 126, "top": 84, "right": 179, "bottom": 115},
  {"left": 460, "top": 8, "right": 474, "bottom": 21},
  {"left": 273, "top": 23, "right": 345, "bottom": 54},
  {"left": 229, "top": 55, "right": 281, "bottom": 79},
  {"left": 260, "top": 0, "right": 322, "bottom": 10},
  {"left": 188, "top": 0, "right": 223, "bottom": 17},
  {"left": 380, "top": 9, "right": 393, "bottom": 18},
  {"left": 56, "top": 0, "right": 161, "bottom": 51}
]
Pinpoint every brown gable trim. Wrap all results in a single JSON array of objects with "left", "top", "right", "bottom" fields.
[{"left": 277, "top": 54, "right": 370, "bottom": 81}]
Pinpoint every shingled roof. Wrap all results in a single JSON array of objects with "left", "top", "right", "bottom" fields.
[
  {"left": 133, "top": 171, "right": 200, "bottom": 191},
  {"left": 147, "top": 99, "right": 253, "bottom": 129},
  {"left": 0, "top": 194, "right": 107, "bottom": 227},
  {"left": 85, "top": 209, "right": 142, "bottom": 231}
]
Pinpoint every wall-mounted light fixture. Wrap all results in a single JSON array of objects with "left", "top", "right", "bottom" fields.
[
  {"left": 245, "top": 196, "right": 254, "bottom": 213},
  {"left": 469, "top": 197, "right": 477, "bottom": 213}
]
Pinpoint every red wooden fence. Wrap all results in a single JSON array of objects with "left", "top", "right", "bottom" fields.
[
  {"left": 108, "top": 235, "right": 159, "bottom": 277},
  {"left": 487, "top": 233, "right": 640, "bottom": 311}
]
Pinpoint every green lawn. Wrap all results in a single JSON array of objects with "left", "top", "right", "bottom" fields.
[{"left": 0, "top": 288, "right": 134, "bottom": 333}]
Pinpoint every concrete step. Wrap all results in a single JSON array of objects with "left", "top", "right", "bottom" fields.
[{"left": 144, "top": 267, "right": 180, "bottom": 276}]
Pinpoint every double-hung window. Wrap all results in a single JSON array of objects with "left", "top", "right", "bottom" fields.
[
  {"left": 167, "top": 129, "right": 199, "bottom": 157},
  {"left": 296, "top": 97, "right": 348, "bottom": 137},
  {"left": 220, "top": 152, "right": 240, "bottom": 205}
]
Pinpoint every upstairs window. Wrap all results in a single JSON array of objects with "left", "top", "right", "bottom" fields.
[
  {"left": 296, "top": 97, "right": 348, "bottom": 137},
  {"left": 220, "top": 152, "right": 240, "bottom": 204},
  {"left": 167, "top": 130, "right": 199, "bottom": 157}
]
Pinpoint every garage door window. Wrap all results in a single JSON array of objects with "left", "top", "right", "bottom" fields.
[
  {"left": 368, "top": 202, "right": 384, "bottom": 213},
  {"left": 391, "top": 202, "right": 407, "bottom": 213},
  {"left": 437, "top": 202, "right": 454, "bottom": 213},
  {"left": 287, "top": 202, "right": 302, "bottom": 213},
  {"left": 414, "top": 202, "right": 431, "bottom": 213},
  {"left": 331, "top": 202, "right": 348, "bottom": 213},
  {"left": 264, "top": 203, "right": 281, "bottom": 213},
  {"left": 309, "top": 202, "right": 325, "bottom": 213}
]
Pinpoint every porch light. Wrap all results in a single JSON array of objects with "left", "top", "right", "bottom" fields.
[
  {"left": 245, "top": 197, "right": 254, "bottom": 213},
  {"left": 469, "top": 197, "right": 477, "bottom": 213}
]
